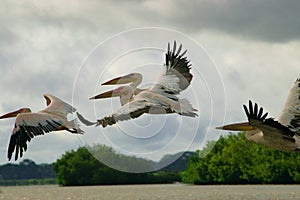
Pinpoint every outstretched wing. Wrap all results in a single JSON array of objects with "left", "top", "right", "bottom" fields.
[
  {"left": 278, "top": 78, "right": 300, "bottom": 133},
  {"left": 41, "top": 94, "right": 76, "bottom": 117},
  {"left": 97, "top": 98, "right": 170, "bottom": 127},
  {"left": 8, "top": 112, "right": 64, "bottom": 161},
  {"left": 243, "top": 100, "right": 295, "bottom": 138},
  {"left": 150, "top": 41, "right": 193, "bottom": 96}
]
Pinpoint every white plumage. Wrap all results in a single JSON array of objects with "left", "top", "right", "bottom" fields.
[
  {"left": 0, "top": 94, "right": 83, "bottom": 161},
  {"left": 278, "top": 79, "right": 300, "bottom": 131},
  {"left": 89, "top": 41, "right": 198, "bottom": 127}
]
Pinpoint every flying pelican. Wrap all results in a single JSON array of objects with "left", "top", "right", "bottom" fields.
[
  {"left": 0, "top": 94, "right": 83, "bottom": 161},
  {"left": 217, "top": 78, "right": 300, "bottom": 151},
  {"left": 90, "top": 41, "right": 198, "bottom": 127}
]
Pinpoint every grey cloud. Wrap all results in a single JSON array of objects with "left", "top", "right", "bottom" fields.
[
  {"left": 137, "top": 0, "right": 300, "bottom": 43},
  {"left": 3, "top": 0, "right": 300, "bottom": 44}
]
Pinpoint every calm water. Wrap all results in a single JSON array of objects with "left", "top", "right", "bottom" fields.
[{"left": 0, "top": 184, "right": 299, "bottom": 200}]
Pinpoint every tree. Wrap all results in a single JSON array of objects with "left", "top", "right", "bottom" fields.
[
  {"left": 182, "top": 132, "right": 300, "bottom": 184},
  {"left": 53, "top": 144, "right": 183, "bottom": 186},
  {"left": 0, "top": 159, "right": 55, "bottom": 181}
]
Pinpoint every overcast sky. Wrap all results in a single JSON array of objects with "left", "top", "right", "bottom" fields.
[{"left": 0, "top": 0, "right": 299, "bottom": 171}]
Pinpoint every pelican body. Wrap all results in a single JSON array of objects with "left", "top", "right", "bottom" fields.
[
  {"left": 0, "top": 94, "right": 83, "bottom": 161},
  {"left": 89, "top": 41, "right": 198, "bottom": 127},
  {"left": 217, "top": 79, "right": 300, "bottom": 151}
]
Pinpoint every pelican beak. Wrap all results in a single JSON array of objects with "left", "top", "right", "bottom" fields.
[
  {"left": 89, "top": 88, "right": 123, "bottom": 100},
  {"left": 216, "top": 122, "right": 255, "bottom": 131},
  {"left": 101, "top": 74, "right": 133, "bottom": 85},
  {"left": 0, "top": 109, "right": 21, "bottom": 119}
]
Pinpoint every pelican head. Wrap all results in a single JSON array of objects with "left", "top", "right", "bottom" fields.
[
  {"left": 216, "top": 122, "right": 256, "bottom": 131},
  {"left": 0, "top": 108, "right": 31, "bottom": 119},
  {"left": 89, "top": 86, "right": 134, "bottom": 100},
  {"left": 101, "top": 73, "right": 142, "bottom": 86}
]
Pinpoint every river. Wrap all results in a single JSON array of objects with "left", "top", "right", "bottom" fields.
[{"left": 0, "top": 184, "right": 299, "bottom": 200}]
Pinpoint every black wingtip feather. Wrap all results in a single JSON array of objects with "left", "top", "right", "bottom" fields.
[
  {"left": 173, "top": 41, "right": 176, "bottom": 55},
  {"left": 15, "top": 143, "right": 19, "bottom": 161},
  {"left": 258, "top": 107, "right": 263, "bottom": 118},
  {"left": 261, "top": 112, "right": 268, "bottom": 121},
  {"left": 179, "top": 49, "right": 187, "bottom": 58},
  {"left": 249, "top": 100, "right": 253, "bottom": 116},
  {"left": 165, "top": 41, "right": 193, "bottom": 91},
  {"left": 7, "top": 134, "right": 17, "bottom": 161},
  {"left": 8, "top": 120, "right": 63, "bottom": 161},
  {"left": 254, "top": 103, "right": 258, "bottom": 117},
  {"left": 176, "top": 44, "right": 182, "bottom": 57},
  {"left": 243, "top": 104, "right": 250, "bottom": 118},
  {"left": 244, "top": 100, "right": 268, "bottom": 122}
]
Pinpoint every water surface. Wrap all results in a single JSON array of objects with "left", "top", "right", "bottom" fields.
[{"left": 0, "top": 184, "right": 299, "bottom": 200}]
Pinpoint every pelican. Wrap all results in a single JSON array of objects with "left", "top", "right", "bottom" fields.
[
  {"left": 217, "top": 78, "right": 300, "bottom": 151},
  {"left": 0, "top": 94, "right": 83, "bottom": 161},
  {"left": 90, "top": 41, "right": 198, "bottom": 127}
]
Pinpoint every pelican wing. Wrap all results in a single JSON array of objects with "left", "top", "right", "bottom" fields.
[
  {"left": 8, "top": 112, "right": 64, "bottom": 161},
  {"left": 150, "top": 41, "right": 192, "bottom": 95},
  {"left": 278, "top": 78, "right": 300, "bottom": 133},
  {"left": 97, "top": 98, "right": 169, "bottom": 127},
  {"left": 244, "top": 100, "right": 295, "bottom": 139},
  {"left": 42, "top": 94, "right": 76, "bottom": 117}
]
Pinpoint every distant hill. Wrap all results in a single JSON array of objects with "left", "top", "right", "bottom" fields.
[{"left": 157, "top": 151, "right": 197, "bottom": 172}]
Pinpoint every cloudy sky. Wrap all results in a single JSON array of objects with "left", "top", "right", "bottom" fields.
[{"left": 0, "top": 0, "right": 299, "bottom": 171}]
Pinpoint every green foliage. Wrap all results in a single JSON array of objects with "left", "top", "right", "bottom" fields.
[
  {"left": 0, "top": 159, "right": 55, "bottom": 180},
  {"left": 182, "top": 132, "right": 300, "bottom": 184},
  {"left": 0, "top": 178, "right": 56, "bottom": 186},
  {"left": 53, "top": 144, "right": 182, "bottom": 186},
  {"left": 151, "top": 171, "right": 181, "bottom": 183}
]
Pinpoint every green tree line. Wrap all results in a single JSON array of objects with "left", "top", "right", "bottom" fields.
[
  {"left": 53, "top": 145, "right": 181, "bottom": 186},
  {"left": 53, "top": 132, "right": 300, "bottom": 186},
  {"left": 182, "top": 132, "right": 300, "bottom": 184},
  {"left": 0, "top": 159, "right": 55, "bottom": 180},
  {"left": 0, "top": 178, "right": 56, "bottom": 186},
  {"left": 0, "top": 159, "right": 56, "bottom": 186}
]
